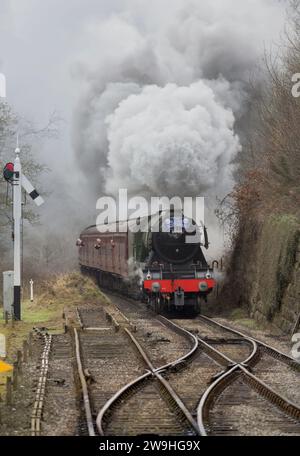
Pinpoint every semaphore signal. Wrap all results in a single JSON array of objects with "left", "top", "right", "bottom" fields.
[
  {"left": 21, "top": 174, "right": 44, "bottom": 207},
  {"left": 3, "top": 146, "right": 44, "bottom": 320}
]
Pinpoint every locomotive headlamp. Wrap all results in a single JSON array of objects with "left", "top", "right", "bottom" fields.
[
  {"left": 199, "top": 281, "right": 208, "bottom": 292},
  {"left": 151, "top": 282, "right": 161, "bottom": 293},
  {"left": 206, "top": 270, "right": 211, "bottom": 279},
  {"left": 146, "top": 271, "right": 152, "bottom": 280}
]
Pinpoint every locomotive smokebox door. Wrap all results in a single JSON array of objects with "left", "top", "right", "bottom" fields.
[{"left": 174, "top": 288, "right": 184, "bottom": 307}]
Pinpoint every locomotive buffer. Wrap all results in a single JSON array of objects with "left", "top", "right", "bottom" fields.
[{"left": 3, "top": 146, "right": 44, "bottom": 320}]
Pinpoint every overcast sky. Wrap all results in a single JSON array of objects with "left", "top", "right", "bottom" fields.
[
  {"left": 0, "top": 0, "right": 285, "bottom": 154},
  {"left": 0, "top": 0, "right": 287, "bottom": 258},
  {"left": 0, "top": 0, "right": 186, "bottom": 192},
  {"left": 0, "top": 1, "right": 124, "bottom": 162},
  {"left": 0, "top": 1, "right": 286, "bottom": 163},
  {"left": 0, "top": 0, "right": 133, "bottom": 231}
]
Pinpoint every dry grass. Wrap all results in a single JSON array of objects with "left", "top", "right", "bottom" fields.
[
  {"left": 0, "top": 272, "right": 108, "bottom": 364},
  {"left": 229, "top": 308, "right": 263, "bottom": 330}
]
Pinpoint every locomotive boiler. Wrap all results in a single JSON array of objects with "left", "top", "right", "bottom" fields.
[{"left": 77, "top": 211, "right": 216, "bottom": 314}]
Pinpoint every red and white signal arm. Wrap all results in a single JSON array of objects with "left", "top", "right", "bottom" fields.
[{"left": 21, "top": 174, "right": 44, "bottom": 206}]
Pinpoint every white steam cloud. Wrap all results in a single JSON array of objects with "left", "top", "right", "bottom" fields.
[
  {"left": 72, "top": 0, "right": 286, "bottom": 200},
  {"left": 105, "top": 80, "right": 241, "bottom": 196}
]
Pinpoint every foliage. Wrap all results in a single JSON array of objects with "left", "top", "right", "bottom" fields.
[
  {"left": 254, "top": 214, "right": 299, "bottom": 321},
  {"left": 218, "top": 2, "right": 300, "bottom": 254},
  {"left": 0, "top": 102, "right": 60, "bottom": 271}
]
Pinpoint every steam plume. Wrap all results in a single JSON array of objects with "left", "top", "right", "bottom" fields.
[{"left": 72, "top": 0, "right": 285, "bottom": 200}]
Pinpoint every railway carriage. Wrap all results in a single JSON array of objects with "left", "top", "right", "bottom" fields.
[{"left": 77, "top": 212, "right": 216, "bottom": 314}]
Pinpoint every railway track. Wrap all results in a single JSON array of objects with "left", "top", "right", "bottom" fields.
[
  {"left": 97, "top": 323, "right": 199, "bottom": 436},
  {"left": 75, "top": 307, "right": 147, "bottom": 435},
  {"left": 31, "top": 329, "right": 52, "bottom": 436},
  {"left": 76, "top": 304, "right": 201, "bottom": 436},
  {"left": 40, "top": 331, "right": 78, "bottom": 436},
  {"left": 105, "top": 297, "right": 300, "bottom": 435},
  {"left": 198, "top": 362, "right": 300, "bottom": 436},
  {"left": 194, "top": 316, "right": 300, "bottom": 405},
  {"left": 73, "top": 298, "right": 300, "bottom": 436},
  {"left": 109, "top": 294, "right": 193, "bottom": 367},
  {"left": 169, "top": 314, "right": 300, "bottom": 435}
]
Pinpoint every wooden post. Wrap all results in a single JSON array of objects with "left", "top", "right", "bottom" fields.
[
  {"left": 17, "top": 350, "right": 22, "bottom": 375},
  {"left": 6, "top": 377, "right": 12, "bottom": 405},
  {"left": 13, "top": 362, "right": 18, "bottom": 390},
  {"left": 28, "top": 332, "right": 33, "bottom": 357}
]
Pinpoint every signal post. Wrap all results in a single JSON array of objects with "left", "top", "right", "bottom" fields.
[
  {"left": 3, "top": 147, "right": 44, "bottom": 320},
  {"left": 13, "top": 148, "right": 22, "bottom": 320}
]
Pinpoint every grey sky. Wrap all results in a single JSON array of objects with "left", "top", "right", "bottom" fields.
[
  {"left": 0, "top": 0, "right": 285, "bottom": 167},
  {"left": 0, "top": 1, "right": 123, "bottom": 152},
  {"left": 0, "top": 0, "right": 287, "bottom": 260}
]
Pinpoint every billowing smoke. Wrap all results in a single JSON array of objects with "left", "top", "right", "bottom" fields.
[
  {"left": 127, "top": 257, "right": 143, "bottom": 287},
  {"left": 105, "top": 79, "right": 241, "bottom": 197},
  {"left": 72, "top": 0, "right": 285, "bottom": 203}
]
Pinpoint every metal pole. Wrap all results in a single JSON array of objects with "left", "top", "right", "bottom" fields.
[
  {"left": 13, "top": 147, "right": 22, "bottom": 320},
  {"left": 30, "top": 279, "right": 34, "bottom": 302}
]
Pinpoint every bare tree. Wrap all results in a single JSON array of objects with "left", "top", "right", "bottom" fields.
[{"left": 0, "top": 101, "right": 60, "bottom": 271}]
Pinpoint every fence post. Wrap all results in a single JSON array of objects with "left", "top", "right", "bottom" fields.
[
  {"left": 28, "top": 332, "right": 33, "bottom": 358},
  {"left": 6, "top": 377, "right": 12, "bottom": 405},
  {"left": 13, "top": 362, "right": 18, "bottom": 390}
]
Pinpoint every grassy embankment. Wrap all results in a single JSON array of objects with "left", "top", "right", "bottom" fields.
[{"left": 0, "top": 273, "right": 108, "bottom": 363}]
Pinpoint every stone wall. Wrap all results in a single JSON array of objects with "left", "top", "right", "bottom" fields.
[{"left": 224, "top": 214, "right": 300, "bottom": 334}]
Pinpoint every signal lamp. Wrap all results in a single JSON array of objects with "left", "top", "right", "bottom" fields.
[
  {"left": 146, "top": 271, "right": 152, "bottom": 280},
  {"left": 206, "top": 270, "right": 212, "bottom": 279},
  {"left": 3, "top": 162, "right": 14, "bottom": 182}
]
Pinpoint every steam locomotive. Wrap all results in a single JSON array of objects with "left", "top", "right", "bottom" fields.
[{"left": 77, "top": 211, "right": 216, "bottom": 314}]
